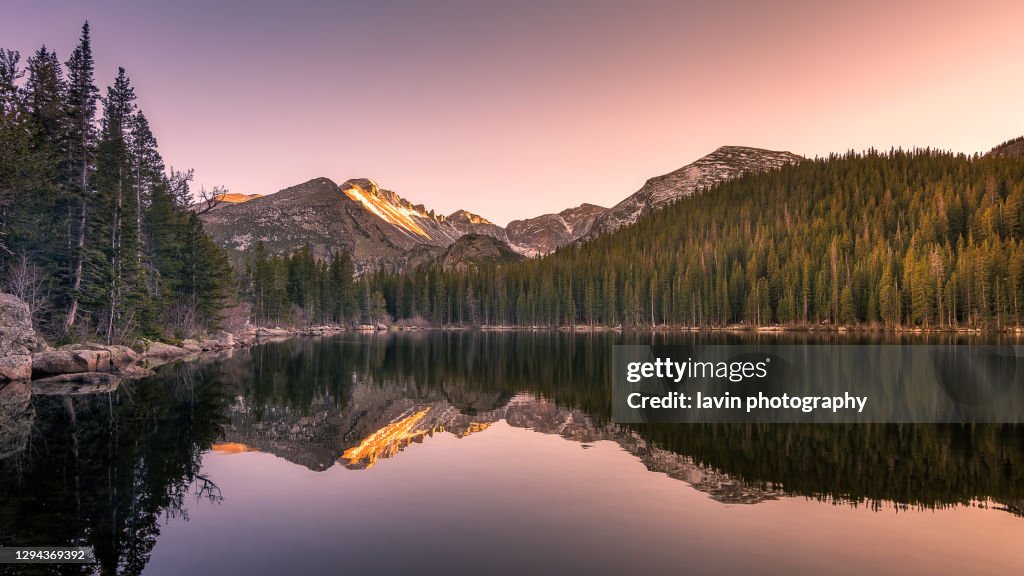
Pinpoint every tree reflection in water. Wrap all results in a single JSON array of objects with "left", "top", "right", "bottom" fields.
[{"left": 1, "top": 332, "right": 1022, "bottom": 575}]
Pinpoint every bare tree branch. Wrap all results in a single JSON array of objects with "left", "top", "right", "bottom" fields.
[
  {"left": 2, "top": 254, "right": 52, "bottom": 322},
  {"left": 194, "top": 184, "right": 229, "bottom": 214}
]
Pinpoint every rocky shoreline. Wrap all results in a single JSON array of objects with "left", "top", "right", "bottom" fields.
[
  {"left": 6, "top": 286, "right": 1022, "bottom": 390},
  {"left": 0, "top": 293, "right": 348, "bottom": 390}
]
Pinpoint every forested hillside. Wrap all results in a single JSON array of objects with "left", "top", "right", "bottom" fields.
[
  {"left": 246, "top": 242, "right": 364, "bottom": 327},
  {"left": 369, "top": 149, "right": 1024, "bottom": 329},
  {"left": 0, "top": 23, "right": 231, "bottom": 342}
]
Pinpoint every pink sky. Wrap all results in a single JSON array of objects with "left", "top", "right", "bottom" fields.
[{"left": 4, "top": 0, "right": 1024, "bottom": 224}]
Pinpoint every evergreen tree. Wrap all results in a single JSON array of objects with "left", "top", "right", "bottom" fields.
[
  {"left": 18, "top": 46, "right": 65, "bottom": 273},
  {"left": 0, "top": 49, "right": 30, "bottom": 257},
  {"left": 94, "top": 67, "right": 141, "bottom": 342},
  {"left": 1, "top": 23, "right": 233, "bottom": 341},
  {"left": 61, "top": 22, "right": 99, "bottom": 334}
]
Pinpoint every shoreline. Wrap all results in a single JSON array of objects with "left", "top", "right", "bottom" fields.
[
  {"left": 0, "top": 323, "right": 349, "bottom": 391},
  {"left": 408, "top": 323, "right": 1023, "bottom": 335},
  {"left": 5, "top": 320, "right": 1023, "bottom": 393}
]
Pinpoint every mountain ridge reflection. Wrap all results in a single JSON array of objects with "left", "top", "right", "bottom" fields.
[
  {"left": 216, "top": 333, "right": 1024, "bottom": 514},
  {"left": 2, "top": 331, "right": 1023, "bottom": 576}
]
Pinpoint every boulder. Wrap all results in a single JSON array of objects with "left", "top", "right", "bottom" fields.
[
  {"left": 233, "top": 326, "right": 257, "bottom": 347},
  {"left": 0, "top": 354, "right": 32, "bottom": 381},
  {"left": 141, "top": 341, "right": 189, "bottom": 358},
  {"left": 107, "top": 345, "right": 140, "bottom": 369},
  {"left": 301, "top": 325, "right": 345, "bottom": 336},
  {"left": 257, "top": 327, "right": 291, "bottom": 337},
  {"left": 180, "top": 339, "right": 203, "bottom": 353},
  {"left": 0, "top": 293, "right": 49, "bottom": 356},
  {"left": 32, "top": 349, "right": 110, "bottom": 377},
  {"left": 215, "top": 330, "right": 235, "bottom": 348},
  {"left": 59, "top": 343, "right": 139, "bottom": 370}
]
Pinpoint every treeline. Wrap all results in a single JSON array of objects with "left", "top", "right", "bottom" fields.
[
  {"left": 246, "top": 241, "right": 388, "bottom": 326},
  {"left": 369, "top": 149, "right": 1024, "bottom": 329},
  {"left": 0, "top": 23, "right": 231, "bottom": 342}
]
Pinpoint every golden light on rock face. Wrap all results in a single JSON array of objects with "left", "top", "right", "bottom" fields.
[
  {"left": 341, "top": 408, "right": 433, "bottom": 469},
  {"left": 215, "top": 193, "right": 262, "bottom": 204},
  {"left": 342, "top": 182, "right": 431, "bottom": 239},
  {"left": 210, "top": 442, "right": 259, "bottom": 454},
  {"left": 340, "top": 408, "right": 495, "bottom": 469},
  {"left": 459, "top": 422, "right": 490, "bottom": 437}
]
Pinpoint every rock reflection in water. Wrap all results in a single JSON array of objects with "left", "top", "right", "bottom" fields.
[{"left": 2, "top": 332, "right": 1024, "bottom": 576}]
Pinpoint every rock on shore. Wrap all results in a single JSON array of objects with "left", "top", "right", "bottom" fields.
[
  {"left": 0, "top": 294, "right": 49, "bottom": 356},
  {"left": 0, "top": 292, "right": 350, "bottom": 385},
  {"left": 0, "top": 294, "right": 49, "bottom": 381}
]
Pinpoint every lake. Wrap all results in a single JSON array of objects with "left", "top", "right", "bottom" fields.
[{"left": 2, "top": 332, "right": 1023, "bottom": 575}]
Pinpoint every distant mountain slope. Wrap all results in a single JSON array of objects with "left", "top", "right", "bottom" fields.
[
  {"left": 439, "top": 233, "right": 525, "bottom": 271},
  {"left": 188, "top": 192, "right": 262, "bottom": 213},
  {"left": 215, "top": 192, "right": 262, "bottom": 204},
  {"left": 583, "top": 146, "right": 803, "bottom": 239},
  {"left": 447, "top": 210, "right": 507, "bottom": 239},
  {"left": 373, "top": 149, "right": 1024, "bottom": 328},
  {"left": 200, "top": 146, "right": 800, "bottom": 270},
  {"left": 987, "top": 136, "right": 1024, "bottom": 158},
  {"left": 200, "top": 177, "right": 603, "bottom": 269},
  {"left": 505, "top": 203, "right": 607, "bottom": 256},
  {"left": 201, "top": 177, "right": 484, "bottom": 271}
]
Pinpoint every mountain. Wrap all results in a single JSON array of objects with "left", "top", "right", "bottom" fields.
[
  {"left": 201, "top": 177, "right": 503, "bottom": 272},
  {"left": 439, "top": 233, "right": 525, "bottom": 271},
  {"left": 987, "top": 136, "right": 1024, "bottom": 158},
  {"left": 200, "top": 176, "right": 610, "bottom": 270},
  {"left": 189, "top": 192, "right": 262, "bottom": 213},
  {"left": 583, "top": 146, "right": 803, "bottom": 239},
  {"left": 373, "top": 148, "right": 1024, "bottom": 329},
  {"left": 446, "top": 209, "right": 506, "bottom": 239},
  {"left": 505, "top": 203, "right": 608, "bottom": 256},
  {"left": 199, "top": 145, "right": 799, "bottom": 272}
]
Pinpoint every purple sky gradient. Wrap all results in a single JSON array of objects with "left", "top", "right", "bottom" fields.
[{"left": 4, "top": 0, "right": 1023, "bottom": 224}]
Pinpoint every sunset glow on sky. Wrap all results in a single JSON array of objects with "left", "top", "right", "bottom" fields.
[{"left": 5, "top": 0, "right": 1024, "bottom": 223}]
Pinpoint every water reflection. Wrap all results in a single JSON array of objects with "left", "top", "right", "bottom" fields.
[
  {"left": 1, "top": 332, "right": 1023, "bottom": 575},
  {"left": 222, "top": 333, "right": 1024, "bottom": 510},
  {"left": 0, "top": 362, "right": 228, "bottom": 575}
]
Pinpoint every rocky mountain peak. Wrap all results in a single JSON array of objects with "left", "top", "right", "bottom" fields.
[
  {"left": 447, "top": 210, "right": 494, "bottom": 226},
  {"left": 201, "top": 176, "right": 523, "bottom": 272},
  {"left": 199, "top": 145, "right": 803, "bottom": 271},
  {"left": 502, "top": 202, "right": 609, "bottom": 256},
  {"left": 340, "top": 178, "right": 381, "bottom": 196},
  {"left": 583, "top": 145, "right": 803, "bottom": 239},
  {"left": 696, "top": 145, "right": 802, "bottom": 169}
]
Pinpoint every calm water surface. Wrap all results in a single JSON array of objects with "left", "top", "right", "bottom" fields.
[{"left": 1, "top": 332, "right": 1023, "bottom": 575}]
